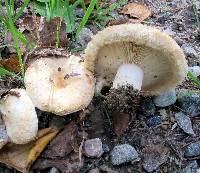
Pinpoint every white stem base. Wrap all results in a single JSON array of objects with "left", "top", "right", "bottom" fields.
[{"left": 112, "top": 64, "right": 143, "bottom": 90}]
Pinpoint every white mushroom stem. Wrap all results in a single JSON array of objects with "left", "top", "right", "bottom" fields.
[{"left": 112, "top": 64, "right": 144, "bottom": 90}]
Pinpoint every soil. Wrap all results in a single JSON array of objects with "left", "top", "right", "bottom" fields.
[{"left": 0, "top": 0, "right": 200, "bottom": 173}]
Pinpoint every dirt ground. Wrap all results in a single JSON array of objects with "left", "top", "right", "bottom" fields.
[{"left": 0, "top": 0, "right": 200, "bottom": 173}]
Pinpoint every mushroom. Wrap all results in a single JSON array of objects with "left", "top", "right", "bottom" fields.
[
  {"left": 24, "top": 48, "right": 95, "bottom": 116},
  {"left": 0, "top": 89, "right": 38, "bottom": 145},
  {"left": 84, "top": 24, "right": 187, "bottom": 113}
]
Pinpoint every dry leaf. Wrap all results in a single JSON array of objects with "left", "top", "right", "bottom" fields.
[
  {"left": 33, "top": 152, "right": 81, "bottom": 173},
  {"left": 121, "top": 3, "right": 151, "bottom": 23},
  {"left": 0, "top": 54, "right": 20, "bottom": 72},
  {"left": 43, "top": 122, "right": 78, "bottom": 159},
  {"left": 20, "top": 15, "right": 68, "bottom": 48},
  {"left": 112, "top": 112, "right": 130, "bottom": 136},
  {"left": 0, "top": 127, "right": 59, "bottom": 173},
  {"left": 33, "top": 122, "right": 81, "bottom": 173}
]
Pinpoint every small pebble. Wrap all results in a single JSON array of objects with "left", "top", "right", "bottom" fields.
[
  {"left": 84, "top": 138, "right": 104, "bottom": 158},
  {"left": 175, "top": 112, "right": 194, "bottom": 135},
  {"left": 139, "top": 98, "right": 156, "bottom": 116},
  {"left": 185, "top": 141, "right": 200, "bottom": 157},
  {"left": 146, "top": 116, "right": 162, "bottom": 127},
  {"left": 111, "top": 144, "right": 139, "bottom": 165},
  {"left": 76, "top": 28, "right": 93, "bottom": 47},
  {"left": 177, "top": 93, "right": 200, "bottom": 117},
  {"left": 181, "top": 160, "right": 198, "bottom": 173},
  {"left": 49, "top": 167, "right": 59, "bottom": 173},
  {"left": 188, "top": 66, "right": 200, "bottom": 77},
  {"left": 142, "top": 145, "right": 168, "bottom": 172},
  {"left": 102, "top": 144, "right": 110, "bottom": 153},
  {"left": 153, "top": 90, "right": 177, "bottom": 107},
  {"left": 181, "top": 44, "right": 197, "bottom": 57},
  {"left": 0, "top": 125, "right": 8, "bottom": 149}
]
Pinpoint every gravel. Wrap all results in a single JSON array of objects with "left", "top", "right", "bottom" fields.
[
  {"left": 83, "top": 138, "right": 104, "bottom": 158},
  {"left": 185, "top": 141, "right": 200, "bottom": 157},
  {"left": 188, "top": 66, "right": 200, "bottom": 77},
  {"left": 181, "top": 160, "right": 198, "bottom": 173},
  {"left": 153, "top": 90, "right": 177, "bottom": 107},
  {"left": 139, "top": 98, "right": 156, "bottom": 116},
  {"left": 177, "top": 93, "right": 200, "bottom": 117},
  {"left": 181, "top": 43, "right": 197, "bottom": 57},
  {"left": 175, "top": 112, "right": 194, "bottom": 135},
  {"left": 110, "top": 144, "right": 139, "bottom": 165},
  {"left": 146, "top": 116, "right": 162, "bottom": 127}
]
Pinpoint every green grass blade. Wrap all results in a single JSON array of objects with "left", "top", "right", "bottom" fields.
[
  {"left": 187, "top": 71, "right": 200, "bottom": 89},
  {"left": 76, "top": 0, "right": 98, "bottom": 36},
  {"left": 15, "top": 0, "right": 30, "bottom": 20},
  {"left": 0, "top": 67, "right": 16, "bottom": 77}
]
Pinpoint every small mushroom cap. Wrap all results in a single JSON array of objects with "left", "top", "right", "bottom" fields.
[
  {"left": 25, "top": 48, "right": 95, "bottom": 115},
  {"left": 84, "top": 24, "right": 188, "bottom": 95},
  {"left": 0, "top": 89, "right": 38, "bottom": 144}
]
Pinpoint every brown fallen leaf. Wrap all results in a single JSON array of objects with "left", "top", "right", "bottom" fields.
[
  {"left": 43, "top": 121, "right": 78, "bottom": 159},
  {"left": 33, "top": 122, "right": 81, "bottom": 173},
  {"left": 121, "top": 3, "right": 151, "bottom": 23},
  {"left": 33, "top": 152, "right": 81, "bottom": 173},
  {"left": 0, "top": 127, "right": 59, "bottom": 173},
  {"left": 20, "top": 15, "right": 68, "bottom": 48},
  {"left": 112, "top": 112, "right": 130, "bottom": 136},
  {"left": 0, "top": 54, "right": 20, "bottom": 72}
]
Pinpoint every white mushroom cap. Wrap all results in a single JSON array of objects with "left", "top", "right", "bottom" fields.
[
  {"left": 84, "top": 24, "right": 188, "bottom": 95},
  {"left": 25, "top": 48, "right": 95, "bottom": 115},
  {"left": 0, "top": 89, "right": 38, "bottom": 144}
]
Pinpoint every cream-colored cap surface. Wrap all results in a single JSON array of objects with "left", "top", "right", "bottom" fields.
[
  {"left": 25, "top": 48, "right": 95, "bottom": 115},
  {"left": 0, "top": 89, "right": 38, "bottom": 144},
  {"left": 84, "top": 24, "right": 188, "bottom": 95}
]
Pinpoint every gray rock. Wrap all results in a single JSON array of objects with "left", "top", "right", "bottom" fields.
[
  {"left": 84, "top": 138, "right": 104, "bottom": 158},
  {"left": 111, "top": 144, "right": 139, "bottom": 165},
  {"left": 49, "top": 167, "right": 59, "bottom": 173},
  {"left": 102, "top": 144, "right": 110, "bottom": 153},
  {"left": 185, "top": 141, "right": 200, "bottom": 157},
  {"left": 146, "top": 116, "right": 162, "bottom": 127},
  {"left": 139, "top": 98, "right": 156, "bottom": 116},
  {"left": 175, "top": 112, "right": 194, "bottom": 135},
  {"left": 142, "top": 145, "right": 169, "bottom": 172},
  {"left": 181, "top": 44, "right": 197, "bottom": 57},
  {"left": 177, "top": 93, "right": 200, "bottom": 117},
  {"left": 76, "top": 28, "right": 93, "bottom": 47},
  {"left": 153, "top": 90, "right": 177, "bottom": 107},
  {"left": 188, "top": 66, "right": 200, "bottom": 77},
  {"left": 0, "top": 125, "right": 8, "bottom": 149},
  {"left": 181, "top": 160, "right": 198, "bottom": 173}
]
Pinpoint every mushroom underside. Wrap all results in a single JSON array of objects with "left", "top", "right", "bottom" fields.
[{"left": 94, "top": 42, "right": 183, "bottom": 95}]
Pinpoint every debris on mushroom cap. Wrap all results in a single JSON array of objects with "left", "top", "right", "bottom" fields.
[
  {"left": 84, "top": 24, "right": 188, "bottom": 95},
  {"left": 25, "top": 48, "right": 95, "bottom": 115},
  {"left": 0, "top": 89, "right": 38, "bottom": 144}
]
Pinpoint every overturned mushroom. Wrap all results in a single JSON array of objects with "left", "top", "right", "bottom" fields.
[
  {"left": 84, "top": 24, "right": 187, "bottom": 113},
  {"left": 0, "top": 89, "right": 38, "bottom": 146},
  {"left": 25, "top": 48, "right": 95, "bottom": 116}
]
